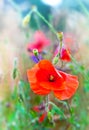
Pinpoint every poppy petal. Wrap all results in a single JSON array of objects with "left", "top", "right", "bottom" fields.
[
  {"left": 60, "top": 47, "right": 71, "bottom": 62},
  {"left": 38, "top": 60, "right": 56, "bottom": 72},
  {"left": 27, "top": 63, "right": 51, "bottom": 95},
  {"left": 27, "top": 64, "right": 39, "bottom": 84},
  {"left": 27, "top": 31, "right": 50, "bottom": 52},
  {"left": 31, "top": 83, "right": 50, "bottom": 95},
  {"left": 39, "top": 112, "right": 47, "bottom": 123},
  {"left": 54, "top": 71, "right": 79, "bottom": 100},
  {"left": 35, "top": 31, "right": 50, "bottom": 46},
  {"left": 37, "top": 60, "right": 64, "bottom": 90}
]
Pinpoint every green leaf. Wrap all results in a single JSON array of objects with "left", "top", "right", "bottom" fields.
[
  {"left": 51, "top": 105, "right": 65, "bottom": 119},
  {"left": 12, "top": 68, "right": 18, "bottom": 79}
]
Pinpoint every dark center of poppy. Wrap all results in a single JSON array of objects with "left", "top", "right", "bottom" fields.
[{"left": 49, "top": 75, "right": 55, "bottom": 82}]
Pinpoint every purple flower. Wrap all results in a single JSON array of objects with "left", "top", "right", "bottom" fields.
[{"left": 30, "top": 54, "right": 43, "bottom": 63}]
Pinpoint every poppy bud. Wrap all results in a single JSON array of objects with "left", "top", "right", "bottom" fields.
[
  {"left": 57, "top": 32, "right": 63, "bottom": 41},
  {"left": 48, "top": 111, "right": 52, "bottom": 121},
  {"left": 32, "top": 5, "right": 37, "bottom": 12},
  {"left": 60, "top": 47, "right": 71, "bottom": 62},
  {"left": 52, "top": 55, "right": 59, "bottom": 65},
  {"left": 22, "top": 15, "right": 30, "bottom": 27},
  {"left": 33, "top": 49, "right": 39, "bottom": 56},
  {"left": 12, "top": 57, "right": 18, "bottom": 79}
]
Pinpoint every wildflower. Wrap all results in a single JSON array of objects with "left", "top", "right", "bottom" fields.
[
  {"left": 33, "top": 103, "right": 45, "bottom": 113},
  {"left": 54, "top": 46, "right": 71, "bottom": 62},
  {"left": 39, "top": 112, "right": 47, "bottom": 123},
  {"left": 33, "top": 49, "right": 39, "bottom": 56},
  {"left": 30, "top": 49, "right": 42, "bottom": 63},
  {"left": 27, "top": 31, "right": 50, "bottom": 52},
  {"left": 60, "top": 47, "right": 71, "bottom": 62},
  {"left": 30, "top": 54, "right": 43, "bottom": 63},
  {"left": 27, "top": 60, "right": 78, "bottom": 100},
  {"left": 33, "top": 106, "right": 41, "bottom": 113},
  {"left": 33, "top": 104, "right": 47, "bottom": 123}
]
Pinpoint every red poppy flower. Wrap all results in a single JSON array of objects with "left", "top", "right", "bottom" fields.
[
  {"left": 54, "top": 46, "right": 71, "bottom": 62},
  {"left": 33, "top": 103, "right": 45, "bottom": 113},
  {"left": 27, "top": 60, "right": 79, "bottom": 100},
  {"left": 27, "top": 31, "right": 50, "bottom": 52},
  {"left": 60, "top": 47, "right": 71, "bottom": 62},
  {"left": 33, "top": 106, "right": 41, "bottom": 113},
  {"left": 33, "top": 104, "right": 47, "bottom": 123},
  {"left": 39, "top": 112, "right": 47, "bottom": 123}
]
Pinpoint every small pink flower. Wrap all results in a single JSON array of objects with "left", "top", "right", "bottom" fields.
[{"left": 27, "top": 31, "right": 50, "bottom": 52}]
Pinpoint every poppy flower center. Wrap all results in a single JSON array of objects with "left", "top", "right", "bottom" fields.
[{"left": 49, "top": 75, "right": 55, "bottom": 82}]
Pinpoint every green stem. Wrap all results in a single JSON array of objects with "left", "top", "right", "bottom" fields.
[
  {"left": 77, "top": 0, "right": 89, "bottom": 18},
  {"left": 59, "top": 40, "right": 63, "bottom": 52},
  {"left": 55, "top": 99, "right": 67, "bottom": 106},
  {"left": 49, "top": 101, "right": 58, "bottom": 108},
  {"left": 8, "top": 0, "right": 22, "bottom": 17},
  {"left": 25, "top": 117, "right": 38, "bottom": 129},
  {"left": 66, "top": 101, "right": 72, "bottom": 117},
  {"left": 71, "top": 55, "right": 89, "bottom": 81},
  {"left": 34, "top": 14, "right": 41, "bottom": 29},
  {"left": 35, "top": 10, "right": 58, "bottom": 39},
  {"left": 48, "top": 101, "right": 66, "bottom": 119},
  {"left": 46, "top": 95, "right": 50, "bottom": 112}
]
